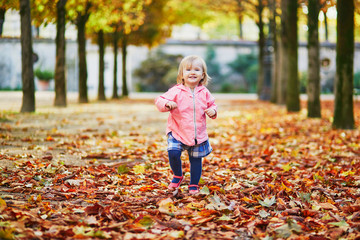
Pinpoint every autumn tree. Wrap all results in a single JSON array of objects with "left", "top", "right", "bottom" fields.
[
  {"left": 30, "top": 0, "right": 68, "bottom": 107},
  {"left": 19, "top": 0, "right": 35, "bottom": 112},
  {"left": 269, "top": 0, "right": 279, "bottom": 103},
  {"left": 256, "top": 0, "right": 266, "bottom": 99},
  {"left": 86, "top": 0, "right": 148, "bottom": 99},
  {"left": 307, "top": 0, "right": 321, "bottom": 118},
  {"left": 117, "top": 0, "right": 186, "bottom": 97},
  {"left": 86, "top": 0, "right": 113, "bottom": 101},
  {"left": 114, "top": 0, "right": 148, "bottom": 98},
  {"left": 285, "top": 0, "right": 300, "bottom": 112},
  {"left": 277, "top": 0, "right": 288, "bottom": 105},
  {"left": 67, "top": 0, "right": 95, "bottom": 103},
  {"left": 54, "top": 0, "right": 67, "bottom": 107},
  {"left": 332, "top": 0, "right": 355, "bottom": 129}
]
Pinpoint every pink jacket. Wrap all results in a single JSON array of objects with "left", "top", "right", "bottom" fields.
[{"left": 155, "top": 84, "right": 217, "bottom": 146}]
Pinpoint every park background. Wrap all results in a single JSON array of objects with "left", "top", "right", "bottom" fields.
[{"left": 1, "top": 1, "right": 360, "bottom": 96}]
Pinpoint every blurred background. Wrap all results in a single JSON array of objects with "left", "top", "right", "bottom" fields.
[{"left": 0, "top": 0, "right": 360, "bottom": 97}]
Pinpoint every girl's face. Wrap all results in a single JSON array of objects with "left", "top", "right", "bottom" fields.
[{"left": 182, "top": 59, "right": 204, "bottom": 89}]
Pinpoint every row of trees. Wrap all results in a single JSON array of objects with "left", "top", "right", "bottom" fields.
[
  {"left": 1, "top": 0, "right": 204, "bottom": 108},
  {"left": 274, "top": 0, "right": 358, "bottom": 129},
  {"left": 0, "top": 0, "right": 359, "bottom": 129},
  {"left": 210, "top": 0, "right": 358, "bottom": 129}
]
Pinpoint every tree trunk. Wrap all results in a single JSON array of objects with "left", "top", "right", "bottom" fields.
[
  {"left": 235, "top": 0, "right": 243, "bottom": 40},
  {"left": 121, "top": 35, "right": 128, "bottom": 97},
  {"left": 0, "top": 8, "right": 5, "bottom": 37},
  {"left": 256, "top": 0, "right": 265, "bottom": 98},
  {"left": 77, "top": 11, "right": 89, "bottom": 103},
  {"left": 286, "top": 0, "right": 300, "bottom": 112},
  {"left": 19, "top": 0, "right": 35, "bottom": 113},
  {"left": 238, "top": 15, "right": 243, "bottom": 39},
  {"left": 54, "top": 0, "right": 67, "bottom": 107},
  {"left": 278, "top": 0, "right": 288, "bottom": 105},
  {"left": 97, "top": 30, "right": 106, "bottom": 101},
  {"left": 323, "top": 10, "right": 329, "bottom": 42},
  {"left": 332, "top": 0, "right": 355, "bottom": 129},
  {"left": 307, "top": 0, "right": 321, "bottom": 118},
  {"left": 112, "top": 29, "right": 119, "bottom": 99},
  {"left": 270, "top": 0, "right": 278, "bottom": 103}
]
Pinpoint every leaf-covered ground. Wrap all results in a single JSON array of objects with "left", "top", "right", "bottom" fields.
[{"left": 1, "top": 98, "right": 360, "bottom": 239}]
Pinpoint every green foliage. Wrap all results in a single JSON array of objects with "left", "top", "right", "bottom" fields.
[
  {"left": 34, "top": 68, "right": 54, "bottom": 81},
  {"left": 354, "top": 71, "right": 360, "bottom": 89},
  {"left": 228, "top": 53, "right": 257, "bottom": 73},
  {"left": 204, "top": 45, "right": 223, "bottom": 89},
  {"left": 244, "top": 64, "right": 259, "bottom": 93},
  {"left": 133, "top": 50, "right": 183, "bottom": 92},
  {"left": 227, "top": 53, "right": 258, "bottom": 93}
]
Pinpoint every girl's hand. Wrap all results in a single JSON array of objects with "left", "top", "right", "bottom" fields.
[
  {"left": 205, "top": 108, "right": 216, "bottom": 118},
  {"left": 165, "top": 101, "right": 177, "bottom": 110}
]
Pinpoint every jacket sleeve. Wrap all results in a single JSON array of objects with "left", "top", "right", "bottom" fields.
[
  {"left": 207, "top": 91, "right": 217, "bottom": 119},
  {"left": 155, "top": 87, "right": 177, "bottom": 112}
]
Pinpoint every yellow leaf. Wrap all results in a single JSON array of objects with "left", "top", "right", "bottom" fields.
[
  {"left": 36, "top": 194, "right": 42, "bottom": 202},
  {"left": 133, "top": 165, "right": 145, "bottom": 174},
  {"left": 282, "top": 162, "right": 292, "bottom": 172},
  {"left": 0, "top": 197, "right": 7, "bottom": 212},
  {"left": 281, "top": 182, "right": 292, "bottom": 192},
  {"left": 167, "top": 231, "right": 184, "bottom": 238},
  {"left": 158, "top": 198, "right": 176, "bottom": 215},
  {"left": 241, "top": 196, "right": 257, "bottom": 203}
]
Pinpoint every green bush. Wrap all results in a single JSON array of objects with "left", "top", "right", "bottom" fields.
[
  {"left": 34, "top": 68, "right": 54, "bottom": 81},
  {"left": 244, "top": 64, "right": 259, "bottom": 93},
  {"left": 133, "top": 50, "right": 182, "bottom": 92},
  {"left": 228, "top": 53, "right": 258, "bottom": 93}
]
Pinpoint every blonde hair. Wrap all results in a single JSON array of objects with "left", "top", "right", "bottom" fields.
[{"left": 176, "top": 55, "right": 211, "bottom": 86}]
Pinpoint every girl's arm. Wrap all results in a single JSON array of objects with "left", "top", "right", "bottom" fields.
[
  {"left": 205, "top": 91, "right": 217, "bottom": 119},
  {"left": 155, "top": 87, "right": 177, "bottom": 112}
]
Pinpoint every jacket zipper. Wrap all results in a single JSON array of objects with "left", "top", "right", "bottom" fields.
[{"left": 191, "top": 89, "right": 197, "bottom": 145}]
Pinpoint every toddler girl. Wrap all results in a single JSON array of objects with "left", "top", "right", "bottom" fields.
[{"left": 155, "top": 55, "right": 217, "bottom": 195}]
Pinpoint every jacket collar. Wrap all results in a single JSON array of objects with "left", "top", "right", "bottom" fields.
[{"left": 176, "top": 84, "right": 205, "bottom": 93}]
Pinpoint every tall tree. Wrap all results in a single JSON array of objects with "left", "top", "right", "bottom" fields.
[
  {"left": 270, "top": 0, "right": 279, "bottom": 103},
  {"left": 88, "top": 0, "right": 148, "bottom": 98},
  {"left": 30, "top": 0, "right": 68, "bottom": 106},
  {"left": 112, "top": 29, "right": 119, "bottom": 99},
  {"left": 97, "top": 30, "right": 105, "bottom": 100},
  {"left": 278, "top": 0, "right": 288, "bottom": 105},
  {"left": 307, "top": 0, "right": 321, "bottom": 118},
  {"left": 332, "top": 0, "right": 355, "bottom": 129},
  {"left": 256, "top": 0, "right": 265, "bottom": 98},
  {"left": 285, "top": 0, "right": 300, "bottom": 112},
  {"left": 54, "top": 0, "right": 67, "bottom": 107},
  {"left": 19, "top": 0, "right": 35, "bottom": 112},
  {"left": 75, "top": 1, "right": 91, "bottom": 103},
  {"left": 121, "top": 33, "right": 128, "bottom": 97},
  {"left": 66, "top": 0, "right": 97, "bottom": 103}
]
